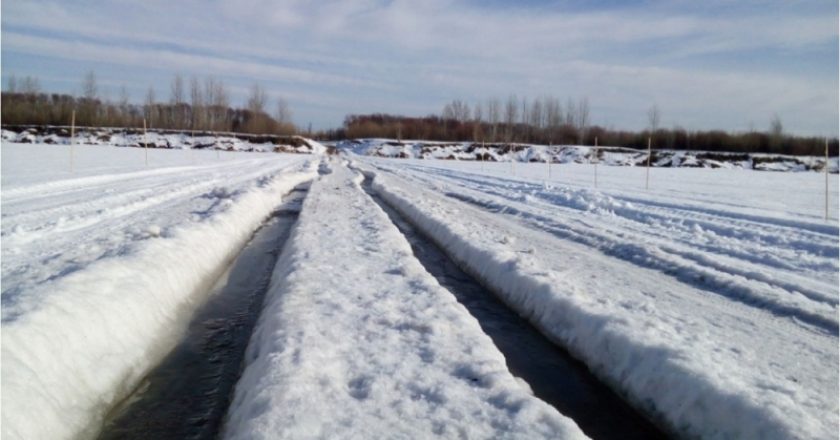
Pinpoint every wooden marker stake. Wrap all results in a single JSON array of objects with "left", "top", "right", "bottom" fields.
[
  {"left": 143, "top": 118, "right": 149, "bottom": 166},
  {"left": 70, "top": 110, "right": 76, "bottom": 172},
  {"left": 593, "top": 137, "right": 598, "bottom": 188},
  {"left": 646, "top": 137, "right": 652, "bottom": 190},
  {"left": 826, "top": 138, "right": 830, "bottom": 221}
]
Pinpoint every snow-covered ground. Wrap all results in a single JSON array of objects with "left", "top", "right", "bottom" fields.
[
  {"left": 224, "top": 162, "right": 587, "bottom": 439},
  {"left": 3, "top": 137, "right": 838, "bottom": 440},
  {"left": 359, "top": 156, "right": 839, "bottom": 439},
  {"left": 339, "top": 138, "right": 838, "bottom": 172},
  {"left": 1, "top": 142, "right": 316, "bottom": 440}
]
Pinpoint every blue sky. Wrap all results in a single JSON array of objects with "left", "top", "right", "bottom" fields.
[{"left": 2, "top": 0, "right": 837, "bottom": 135}]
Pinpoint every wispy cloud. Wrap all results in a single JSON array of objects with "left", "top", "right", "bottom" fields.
[{"left": 2, "top": 0, "right": 837, "bottom": 135}]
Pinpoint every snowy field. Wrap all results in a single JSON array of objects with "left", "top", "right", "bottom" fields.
[
  {"left": 2, "top": 139, "right": 838, "bottom": 440},
  {"left": 2, "top": 142, "right": 316, "bottom": 439},
  {"left": 360, "top": 156, "right": 839, "bottom": 439}
]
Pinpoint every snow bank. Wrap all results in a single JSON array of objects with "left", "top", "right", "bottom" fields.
[
  {"left": 2, "top": 127, "right": 325, "bottom": 154},
  {"left": 223, "top": 162, "right": 587, "bottom": 439},
  {"left": 1, "top": 163, "right": 317, "bottom": 440},
  {"left": 338, "top": 138, "right": 838, "bottom": 172},
  {"left": 366, "top": 166, "right": 838, "bottom": 440}
]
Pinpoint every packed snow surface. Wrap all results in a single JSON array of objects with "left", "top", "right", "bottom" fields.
[
  {"left": 361, "top": 157, "right": 839, "bottom": 440},
  {"left": 3, "top": 137, "right": 837, "bottom": 440},
  {"left": 224, "top": 162, "right": 587, "bottom": 439},
  {"left": 1, "top": 142, "right": 317, "bottom": 440}
]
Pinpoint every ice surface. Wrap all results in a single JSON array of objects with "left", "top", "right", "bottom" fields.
[{"left": 223, "top": 162, "right": 587, "bottom": 439}]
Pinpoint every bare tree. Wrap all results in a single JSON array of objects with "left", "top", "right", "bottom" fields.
[
  {"left": 276, "top": 97, "right": 292, "bottom": 124},
  {"left": 7, "top": 75, "right": 17, "bottom": 93},
  {"left": 530, "top": 97, "right": 544, "bottom": 130},
  {"left": 487, "top": 98, "right": 500, "bottom": 142},
  {"left": 504, "top": 94, "right": 518, "bottom": 143},
  {"left": 144, "top": 86, "right": 156, "bottom": 127},
  {"left": 82, "top": 71, "right": 97, "bottom": 101},
  {"left": 118, "top": 86, "right": 131, "bottom": 126},
  {"left": 442, "top": 99, "right": 470, "bottom": 122},
  {"left": 79, "top": 71, "right": 98, "bottom": 125},
  {"left": 520, "top": 97, "right": 530, "bottom": 142},
  {"left": 647, "top": 104, "right": 660, "bottom": 133},
  {"left": 170, "top": 74, "right": 185, "bottom": 105},
  {"left": 190, "top": 76, "right": 204, "bottom": 130},
  {"left": 204, "top": 77, "right": 230, "bottom": 131},
  {"left": 575, "top": 97, "right": 590, "bottom": 144},
  {"left": 247, "top": 83, "right": 268, "bottom": 114},
  {"left": 564, "top": 98, "right": 576, "bottom": 127},
  {"left": 769, "top": 113, "right": 784, "bottom": 152},
  {"left": 472, "top": 101, "right": 483, "bottom": 141},
  {"left": 545, "top": 96, "right": 562, "bottom": 144},
  {"left": 170, "top": 74, "right": 185, "bottom": 128},
  {"left": 246, "top": 83, "right": 270, "bottom": 133}
]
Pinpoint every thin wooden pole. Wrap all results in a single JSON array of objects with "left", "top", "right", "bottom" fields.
[
  {"left": 645, "top": 137, "right": 652, "bottom": 190},
  {"left": 70, "top": 110, "right": 75, "bottom": 172},
  {"left": 143, "top": 118, "right": 149, "bottom": 166},
  {"left": 547, "top": 142, "right": 552, "bottom": 180},
  {"left": 593, "top": 137, "right": 598, "bottom": 188},
  {"left": 480, "top": 141, "right": 484, "bottom": 172},
  {"left": 510, "top": 149, "right": 514, "bottom": 176},
  {"left": 826, "top": 138, "right": 830, "bottom": 221}
]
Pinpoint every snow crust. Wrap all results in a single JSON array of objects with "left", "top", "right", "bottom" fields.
[
  {"left": 223, "top": 162, "right": 587, "bottom": 439},
  {"left": 1, "top": 142, "right": 317, "bottom": 440},
  {"left": 364, "top": 160, "right": 839, "bottom": 440}
]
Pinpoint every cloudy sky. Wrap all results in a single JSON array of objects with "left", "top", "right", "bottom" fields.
[{"left": 2, "top": 0, "right": 837, "bottom": 135}]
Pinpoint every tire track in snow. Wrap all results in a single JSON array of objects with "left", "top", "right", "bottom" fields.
[
  {"left": 374, "top": 164, "right": 838, "bottom": 333},
  {"left": 361, "top": 176, "right": 668, "bottom": 440},
  {"left": 98, "top": 183, "right": 311, "bottom": 440},
  {"left": 1, "top": 158, "right": 311, "bottom": 319}
]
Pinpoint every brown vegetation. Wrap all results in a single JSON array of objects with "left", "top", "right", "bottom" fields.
[
  {"left": 330, "top": 96, "right": 837, "bottom": 156},
  {"left": 2, "top": 73, "right": 297, "bottom": 136}
]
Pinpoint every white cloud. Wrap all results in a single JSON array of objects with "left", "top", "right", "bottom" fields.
[{"left": 2, "top": 0, "right": 837, "bottom": 134}]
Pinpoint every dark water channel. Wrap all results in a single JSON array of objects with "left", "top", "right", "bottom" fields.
[
  {"left": 98, "top": 183, "right": 310, "bottom": 440},
  {"left": 364, "top": 182, "right": 668, "bottom": 440}
]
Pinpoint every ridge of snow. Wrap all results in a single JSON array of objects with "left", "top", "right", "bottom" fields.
[
  {"left": 1, "top": 152, "right": 317, "bottom": 440},
  {"left": 337, "top": 138, "right": 838, "bottom": 173},
  {"left": 223, "top": 162, "right": 587, "bottom": 439},
  {"left": 365, "top": 163, "right": 838, "bottom": 440}
]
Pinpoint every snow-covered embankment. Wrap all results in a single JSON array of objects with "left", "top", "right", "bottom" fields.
[
  {"left": 223, "top": 162, "right": 587, "bottom": 439},
  {"left": 1, "top": 162, "right": 318, "bottom": 440},
  {"left": 366, "top": 166, "right": 838, "bottom": 440}
]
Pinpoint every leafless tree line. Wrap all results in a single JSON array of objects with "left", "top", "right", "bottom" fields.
[
  {"left": 336, "top": 99, "right": 836, "bottom": 156},
  {"left": 2, "top": 72, "right": 296, "bottom": 135},
  {"left": 439, "top": 95, "right": 591, "bottom": 144}
]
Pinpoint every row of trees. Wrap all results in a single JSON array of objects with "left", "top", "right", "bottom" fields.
[
  {"left": 334, "top": 97, "right": 836, "bottom": 156},
  {"left": 2, "top": 73, "right": 296, "bottom": 135},
  {"left": 440, "top": 95, "right": 591, "bottom": 145}
]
